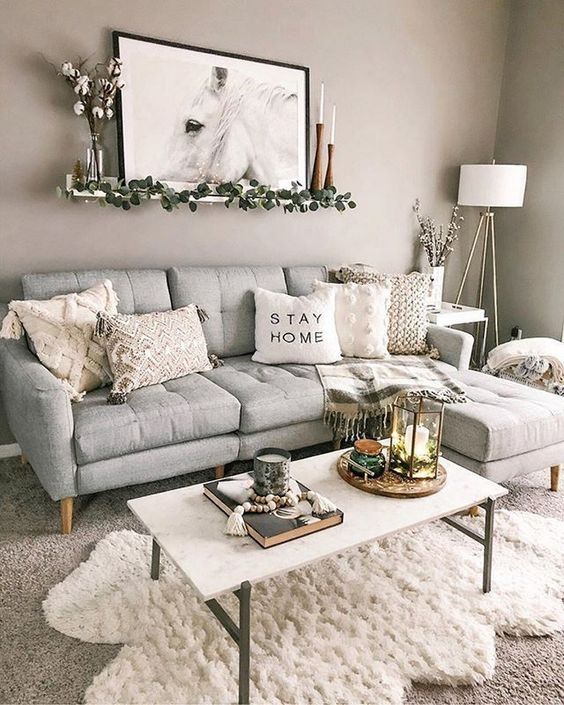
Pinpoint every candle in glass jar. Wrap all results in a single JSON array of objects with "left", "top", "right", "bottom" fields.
[
  {"left": 253, "top": 447, "right": 291, "bottom": 496},
  {"left": 405, "top": 424, "right": 429, "bottom": 456},
  {"left": 256, "top": 453, "right": 287, "bottom": 463}
]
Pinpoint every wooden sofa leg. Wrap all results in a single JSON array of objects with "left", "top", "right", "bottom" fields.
[
  {"left": 468, "top": 505, "right": 480, "bottom": 518},
  {"left": 215, "top": 465, "right": 225, "bottom": 480},
  {"left": 20, "top": 454, "right": 28, "bottom": 465},
  {"left": 550, "top": 465, "right": 560, "bottom": 492},
  {"left": 60, "top": 497, "right": 74, "bottom": 534},
  {"left": 333, "top": 436, "right": 342, "bottom": 451}
]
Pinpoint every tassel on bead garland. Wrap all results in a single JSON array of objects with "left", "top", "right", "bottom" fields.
[
  {"left": 0, "top": 310, "right": 23, "bottom": 340},
  {"left": 308, "top": 490, "right": 337, "bottom": 515},
  {"left": 225, "top": 506, "right": 248, "bottom": 536}
]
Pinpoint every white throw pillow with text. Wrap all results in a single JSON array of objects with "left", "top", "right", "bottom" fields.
[{"left": 252, "top": 287, "right": 341, "bottom": 365}]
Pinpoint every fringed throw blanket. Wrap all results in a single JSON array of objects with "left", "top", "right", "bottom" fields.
[{"left": 316, "top": 356, "right": 467, "bottom": 440}]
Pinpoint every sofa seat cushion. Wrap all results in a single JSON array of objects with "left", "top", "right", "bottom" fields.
[
  {"left": 73, "top": 374, "right": 240, "bottom": 465},
  {"left": 204, "top": 356, "right": 324, "bottom": 434},
  {"left": 442, "top": 369, "right": 564, "bottom": 462}
]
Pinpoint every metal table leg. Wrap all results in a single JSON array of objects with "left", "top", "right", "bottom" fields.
[
  {"left": 441, "top": 496, "right": 496, "bottom": 593},
  {"left": 151, "top": 539, "right": 161, "bottom": 580},
  {"left": 238, "top": 581, "right": 251, "bottom": 704},
  {"left": 205, "top": 581, "right": 252, "bottom": 704},
  {"left": 483, "top": 497, "right": 495, "bottom": 593}
]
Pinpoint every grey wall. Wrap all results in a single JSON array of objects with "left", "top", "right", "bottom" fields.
[
  {"left": 494, "top": 0, "right": 564, "bottom": 341},
  {"left": 0, "top": 0, "right": 509, "bottom": 445}
]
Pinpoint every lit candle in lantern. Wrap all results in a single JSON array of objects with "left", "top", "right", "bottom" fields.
[
  {"left": 319, "top": 82, "right": 324, "bottom": 124},
  {"left": 330, "top": 104, "right": 336, "bottom": 144},
  {"left": 405, "top": 424, "right": 430, "bottom": 457}
]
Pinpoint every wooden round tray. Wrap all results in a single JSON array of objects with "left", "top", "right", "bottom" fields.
[{"left": 337, "top": 450, "right": 447, "bottom": 498}]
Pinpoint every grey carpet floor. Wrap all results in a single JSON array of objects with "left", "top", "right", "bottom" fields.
[{"left": 0, "top": 445, "right": 563, "bottom": 705}]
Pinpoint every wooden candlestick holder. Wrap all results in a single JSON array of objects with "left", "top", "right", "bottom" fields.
[
  {"left": 324, "top": 143, "right": 335, "bottom": 189},
  {"left": 310, "top": 123, "right": 324, "bottom": 191}
]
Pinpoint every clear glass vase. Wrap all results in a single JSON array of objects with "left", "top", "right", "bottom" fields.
[{"left": 86, "top": 133, "right": 103, "bottom": 183}]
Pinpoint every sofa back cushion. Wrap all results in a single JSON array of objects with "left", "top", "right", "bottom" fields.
[
  {"left": 284, "top": 266, "right": 328, "bottom": 296},
  {"left": 168, "top": 266, "right": 288, "bottom": 357},
  {"left": 22, "top": 269, "right": 171, "bottom": 314}
]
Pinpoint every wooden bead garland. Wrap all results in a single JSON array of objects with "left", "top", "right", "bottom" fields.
[{"left": 225, "top": 487, "right": 337, "bottom": 537}]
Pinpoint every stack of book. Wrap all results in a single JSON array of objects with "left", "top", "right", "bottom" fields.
[{"left": 203, "top": 473, "right": 343, "bottom": 548}]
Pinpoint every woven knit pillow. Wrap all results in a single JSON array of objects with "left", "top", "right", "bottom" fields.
[
  {"left": 96, "top": 305, "right": 213, "bottom": 404},
  {"left": 340, "top": 268, "right": 431, "bottom": 355},
  {"left": 313, "top": 280, "right": 390, "bottom": 358},
  {"left": 0, "top": 280, "right": 118, "bottom": 401}
]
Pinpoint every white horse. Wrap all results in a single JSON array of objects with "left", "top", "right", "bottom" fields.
[{"left": 163, "top": 66, "right": 298, "bottom": 184}]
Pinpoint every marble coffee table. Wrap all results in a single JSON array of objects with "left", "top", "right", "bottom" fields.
[{"left": 128, "top": 448, "right": 507, "bottom": 705}]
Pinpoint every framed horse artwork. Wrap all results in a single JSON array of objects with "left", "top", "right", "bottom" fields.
[{"left": 112, "top": 31, "right": 309, "bottom": 194}]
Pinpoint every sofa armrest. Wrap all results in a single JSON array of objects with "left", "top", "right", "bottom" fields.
[
  {"left": 427, "top": 324, "right": 474, "bottom": 371},
  {"left": 0, "top": 336, "right": 76, "bottom": 500}
]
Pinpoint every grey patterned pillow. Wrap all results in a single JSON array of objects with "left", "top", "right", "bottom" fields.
[
  {"left": 340, "top": 267, "right": 431, "bottom": 355},
  {"left": 95, "top": 305, "right": 214, "bottom": 404}
]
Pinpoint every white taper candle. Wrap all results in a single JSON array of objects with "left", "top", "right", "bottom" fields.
[
  {"left": 319, "top": 82, "right": 324, "bottom": 124},
  {"left": 330, "top": 104, "right": 336, "bottom": 144}
]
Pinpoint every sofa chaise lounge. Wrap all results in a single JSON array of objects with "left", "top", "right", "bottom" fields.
[{"left": 0, "top": 265, "right": 562, "bottom": 533}]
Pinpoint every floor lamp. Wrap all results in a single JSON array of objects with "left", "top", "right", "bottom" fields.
[{"left": 455, "top": 163, "right": 527, "bottom": 347}]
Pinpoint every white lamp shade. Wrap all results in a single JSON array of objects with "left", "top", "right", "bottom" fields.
[{"left": 458, "top": 164, "right": 527, "bottom": 207}]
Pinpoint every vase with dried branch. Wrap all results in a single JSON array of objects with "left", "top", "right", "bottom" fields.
[
  {"left": 57, "top": 57, "right": 125, "bottom": 182},
  {"left": 413, "top": 199, "right": 464, "bottom": 311}
]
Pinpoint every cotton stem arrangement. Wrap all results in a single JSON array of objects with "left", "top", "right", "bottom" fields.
[
  {"left": 413, "top": 199, "right": 464, "bottom": 267},
  {"left": 57, "top": 57, "right": 125, "bottom": 135}
]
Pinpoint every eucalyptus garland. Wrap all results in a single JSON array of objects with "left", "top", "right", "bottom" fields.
[{"left": 58, "top": 176, "right": 357, "bottom": 214}]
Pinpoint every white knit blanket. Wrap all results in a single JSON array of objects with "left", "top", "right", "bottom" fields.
[{"left": 486, "top": 337, "right": 564, "bottom": 383}]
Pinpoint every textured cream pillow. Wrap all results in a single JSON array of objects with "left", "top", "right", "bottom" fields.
[
  {"left": 0, "top": 280, "right": 118, "bottom": 401},
  {"left": 313, "top": 280, "right": 390, "bottom": 358},
  {"left": 96, "top": 305, "right": 213, "bottom": 404},
  {"left": 252, "top": 287, "right": 341, "bottom": 365},
  {"left": 340, "top": 268, "right": 431, "bottom": 355}
]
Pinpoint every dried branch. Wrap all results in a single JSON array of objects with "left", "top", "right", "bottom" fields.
[{"left": 413, "top": 199, "right": 464, "bottom": 266}]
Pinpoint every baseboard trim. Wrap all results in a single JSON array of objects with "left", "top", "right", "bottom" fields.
[{"left": 0, "top": 443, "right": 21, "bottom": 459}]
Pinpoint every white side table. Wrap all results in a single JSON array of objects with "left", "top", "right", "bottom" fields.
[{"left": 428, "top": 303, "right": 488, "bottom": 368}]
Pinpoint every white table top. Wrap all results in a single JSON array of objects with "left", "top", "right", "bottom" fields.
[
  {"left": 128, "top": 449, "right": 507, "bottom": 601},
  {"left": 427, "top": 302, "right": 486, "bottom": 326}
]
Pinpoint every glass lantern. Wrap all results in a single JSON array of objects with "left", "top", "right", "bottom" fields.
[{"left": 388, "top": 393, "right": 444, "bottom": 480}]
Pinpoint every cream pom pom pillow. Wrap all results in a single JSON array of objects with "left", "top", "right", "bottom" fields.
[
  {"left": 340, "top": 268, "right": 431, "bottom": 355},
  {"left": 0, "top": 280, "right": 118, "bottom": 400},
  {"left": 252, "top": 287, "right": 341, "bottom": 365},
  {"left": 313, "top": 280, "right": 390, "bottom": 358}
]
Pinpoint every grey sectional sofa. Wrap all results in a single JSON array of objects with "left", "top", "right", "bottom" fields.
[{"left": 0, "top": 265, "right": 562, "bottom": 534}]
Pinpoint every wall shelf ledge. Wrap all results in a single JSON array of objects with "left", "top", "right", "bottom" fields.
[{"left": 58, "top": 175, "right": 357, "bottom": 214}]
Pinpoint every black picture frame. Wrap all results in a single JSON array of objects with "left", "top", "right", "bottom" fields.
[{"left": 112, "top": 31, "right": 310, "bottom": 190}]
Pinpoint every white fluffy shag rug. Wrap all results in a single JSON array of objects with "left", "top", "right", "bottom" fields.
[{"left": 43, "top": 510, "right": 564, "bottom": 705}]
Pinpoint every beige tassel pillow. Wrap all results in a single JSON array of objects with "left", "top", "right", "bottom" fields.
[
  {"left": 0, "top": 280, "right": 118, "bottom": 400},
  {"left": 95, "top": 305, "right": 216, "bottom": 404}
]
